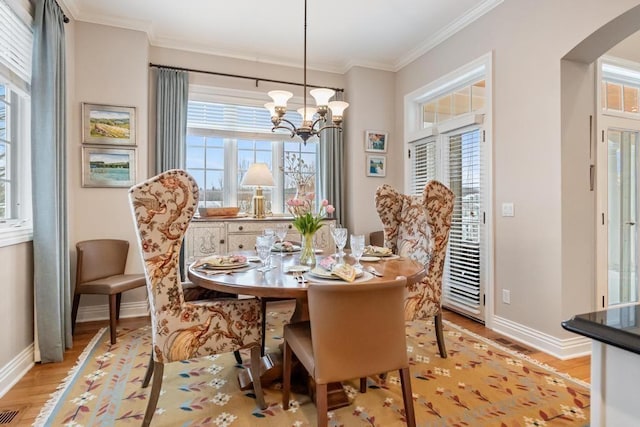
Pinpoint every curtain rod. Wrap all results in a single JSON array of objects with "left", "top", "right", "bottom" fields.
[
  {"left": 55, "top": 0, "right": 69, "bottom": 23},
  {"left": 149, "top": 63, "right": 344, "bottom": 93}
]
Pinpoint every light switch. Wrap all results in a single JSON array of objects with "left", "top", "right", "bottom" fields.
[{"left": 502, "top": 202, "right": 514, "bottom": 217}]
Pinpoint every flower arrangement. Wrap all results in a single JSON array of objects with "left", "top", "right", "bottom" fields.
[{"left": 286, "top": 197, "right": 335, "bottom": 235}]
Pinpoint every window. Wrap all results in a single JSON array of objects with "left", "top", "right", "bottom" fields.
[
  {"left": 0, "top": 0, "right": 32, "bottom": 247},
  {"left": 186, "top": 98, "right": 319, "bottom": 214},
  {"left": 405, "top": 53, "right": 491, "bottom": 322},
  {"left": 601, "top": 61, "right": 640, "bottom": 115}
]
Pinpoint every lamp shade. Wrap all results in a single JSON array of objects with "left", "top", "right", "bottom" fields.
[
  {"left": 328, "top": 100, "right": 349, "bottom": 116},
  {"left": 297, "top": 106, "right": 317, "bottom": 122},
  {"left": 241, "top": 163, "right": 275, "bottom": 187},
  {"left": 310, "top": 88, "right": 335, "bottom": 106},
  {"left": 268, "top": 90, "right": 293, "bottom": 107}
]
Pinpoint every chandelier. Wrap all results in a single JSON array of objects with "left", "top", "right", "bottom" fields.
[{"left": 264, "top": 0, "right": 348, "bottom": 144}]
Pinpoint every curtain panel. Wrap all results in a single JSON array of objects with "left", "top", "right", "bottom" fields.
[
  {"left": 31, "top": 0, "right": 69, "bottom": 363},
  {"left": 155, "top": 68, "right": 189, "bottom": 173},
  {"left": 319, "top": 110, "right": 345, "bottom": 227}
]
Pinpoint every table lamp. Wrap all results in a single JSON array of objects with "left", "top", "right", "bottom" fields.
[{"left": 241, "top": 163, "right": 275, "bottom": 218}]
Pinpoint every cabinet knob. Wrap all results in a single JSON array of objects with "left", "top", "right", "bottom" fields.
[
  {"left": 220, "top": 239, "right": 225, "bottom": 244},
  {"left": 238, "top": 244, "right": 244, "bottom": 249},
  {"left": 288, "top": 224, "right": 292, "bottom": 229},
  {"left": 238, "top": 226, "right": 244, "bottom": 231}
]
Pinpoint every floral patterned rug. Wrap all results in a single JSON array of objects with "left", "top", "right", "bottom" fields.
[{"left": 34, "top": 303, "right": 590, "bottom": 426}]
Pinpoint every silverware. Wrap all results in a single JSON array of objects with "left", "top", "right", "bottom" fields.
[
  {"left": 293, "top": 272, "right": 307, "bottom": 283},
  {"left": 366, "top": 266, "right": 383, "bottom": 277}
]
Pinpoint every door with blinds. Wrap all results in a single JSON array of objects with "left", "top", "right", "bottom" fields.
[{"left": 409, "top": 127, "right": 485, "bottom": 322}]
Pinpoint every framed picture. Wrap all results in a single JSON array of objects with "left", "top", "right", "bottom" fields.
[
  {"left": 82, "top": 146, "right": 136, "bottom": 188},
  {"left": 82, "top": 103, "right": 136, "bottom": 145},
  {"left": 365, "top": 130, "right": 388, "bottom": 153},
  {"left": 366, "top": 155, "right": 386, "bottom": 177}
]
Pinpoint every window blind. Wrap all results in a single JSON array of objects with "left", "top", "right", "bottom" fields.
[
  {"left": 443, "top": 129, "right": 482, "bottom": 315},
  {"left": 0, "top": 0, "right": 32, "bottom": 88},
  {"left": 187, "top": 100, "right": 302, "bottom": 142},
  {"left": 409, "top": 137, "right": 436, "bottom": 194}
]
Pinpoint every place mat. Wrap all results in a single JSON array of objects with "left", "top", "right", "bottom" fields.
[{"left": 305, "top": 270, "right": 373, "bottom": 284}]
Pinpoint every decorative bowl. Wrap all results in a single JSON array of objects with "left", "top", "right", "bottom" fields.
[{"left": 198, "top": 207, "right": 240, "bottom": 217}]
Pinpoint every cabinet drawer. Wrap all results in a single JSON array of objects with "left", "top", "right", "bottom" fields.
[
  {"left": 227, "top": 234, "right": 258, "bottom": 251},
  {"left": 227, "top": 220, "right": 295, "bottom": 233}
]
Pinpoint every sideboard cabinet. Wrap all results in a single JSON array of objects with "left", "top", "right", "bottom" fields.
[{"left": 184, "top": 216, "right": 335, "bottom": 269}]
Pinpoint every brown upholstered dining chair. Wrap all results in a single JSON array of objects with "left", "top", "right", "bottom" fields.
[
  {"left": 375, "top": 180, "right": 455, "bottom": 358},
  {"left": 282, "top": 277, "right": 416, "bottom": 427},
  {"left": 128, "top": 169, "right": 267, "bottom": 427},
  {"left": 71, "top": 239, "right": 146, "bottom": 345}
]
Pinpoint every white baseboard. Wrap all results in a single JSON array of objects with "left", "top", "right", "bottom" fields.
[
  {"left": 0, "top": 343, "right": 34, "bottom": 398},
  {"left": 492, "top": 315, "right": 591, "bottom": 360},
  {"left": 76, "top": 300, "right": 149, "bottom": 323}
]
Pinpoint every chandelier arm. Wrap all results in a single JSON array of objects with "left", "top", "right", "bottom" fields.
[{"left": 271, "top": 124, "right": 297, "bottom": 138}]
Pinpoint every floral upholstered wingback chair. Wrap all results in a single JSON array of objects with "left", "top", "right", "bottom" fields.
[
  {"left": 128, "top": 169, "right": 266, "bottom": 427},
  {"left": 375, "top": 180, "right": 454, "bottom": 358}
]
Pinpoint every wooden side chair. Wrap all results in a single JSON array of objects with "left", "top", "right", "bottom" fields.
[
  {"left": 128, "top": 169, "right": 267, "bottom": 427},
  {"left": 282, "top": 277, "right": 415, "bottom": 427},
  {"left": 71, "top": 239, "right": 146, "bottom": 344},
  {"left": 375, "top": 180, "right": 455, "bottom": 358}
]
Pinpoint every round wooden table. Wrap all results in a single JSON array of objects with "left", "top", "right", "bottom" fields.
[
  {"left": 187, "top": 251, "right": 426, "bottom": 410},
  {"left": 188, "top": 251, "right": 426, "bottom": 322}
]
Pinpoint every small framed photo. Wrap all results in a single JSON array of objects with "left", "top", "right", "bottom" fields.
[
  {"left": 82, "top": 146, "right": 136, "bottom": 188},
  {"left": 82, "top": 103, "right": 136, "bottom": 145},
  {"left": 365, "top": 130, "right": 388, "bottom": 153},
  {"left": 366, "top": 155, "right": 386, "bottom": 177}
]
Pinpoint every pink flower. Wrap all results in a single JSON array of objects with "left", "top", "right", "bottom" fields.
[
  {"left": 305, "top": 192, "right": 315, "bottom": 201},
  {"left": 321, "top": 199, "right": 328, "bottom": 206},
  {"left": 326, "top": 205, "right": 335, "bottom": 214}
]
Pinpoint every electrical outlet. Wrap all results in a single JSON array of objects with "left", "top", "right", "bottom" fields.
[
  {"left": 502, "top": 202, "right": 514, "bottom": 217},
  {"left": 502, "top": 289, "right": 511, "bottom": 304}
]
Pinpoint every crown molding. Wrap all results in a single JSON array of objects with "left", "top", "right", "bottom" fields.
[
  {"left": 57, "top": 0, "right": 79, "bottom": 19},
  {"left": 393, "top": 0, "right": 503, "bottom": 71}
]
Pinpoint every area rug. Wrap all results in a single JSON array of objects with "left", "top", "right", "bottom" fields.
[{"left": 34, "top": 303, "right": 590, "bottom": 426}]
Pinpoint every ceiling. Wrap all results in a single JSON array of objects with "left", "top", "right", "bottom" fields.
[{"left": 61, "top": 0, "right": 503, "bottom": 73}]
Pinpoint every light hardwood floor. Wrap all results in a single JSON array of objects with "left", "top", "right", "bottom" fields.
[{"left": 0, "top": 308, "right": 591, "bottom": 426}]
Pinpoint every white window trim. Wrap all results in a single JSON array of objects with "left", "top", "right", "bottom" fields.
[{"left": 403, "top": 51, "right": 494, "bottom": 328}]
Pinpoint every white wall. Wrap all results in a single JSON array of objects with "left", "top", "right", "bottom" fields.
[
  {"left": 70, "top": 22, "right": 149, "bottom": 311},
  {"left": 395, "top": 0, "right": 640, "bottom": 355}
]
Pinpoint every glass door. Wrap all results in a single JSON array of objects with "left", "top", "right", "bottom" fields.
[{"left": 607, "top": 127, "right": 639, "bottom": 305}]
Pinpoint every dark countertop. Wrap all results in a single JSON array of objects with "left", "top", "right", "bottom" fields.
[{"left": 562, "top": 304, "right": 640, "bottom": 355}]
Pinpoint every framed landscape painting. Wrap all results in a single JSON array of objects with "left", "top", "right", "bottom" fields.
[
  {"left": 82, "top": 103, "right": 136, "bottom": 145},
  {"left": 82, "top": 146, "right": 136, "bottom": 188},
  {"left": 366, "top": 155, "right": 386, "bottom": 177},
  {"left": 365, "top": 130, "right": 388, "bottom": 153}
]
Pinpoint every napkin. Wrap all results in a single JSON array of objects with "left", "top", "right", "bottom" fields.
[
  {"left": 332, "top": 263, "right": 357, "bottom": 282},
  {"left": 194, "top": 254, "right": 247, "bottom": 268},
  {"left": 364, "top": 245, "right": 393, "bottom": 256}
]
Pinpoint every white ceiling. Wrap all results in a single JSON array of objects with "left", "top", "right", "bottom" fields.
[{"left": 61, "top": 0, "right": 502, "bottom": 73}]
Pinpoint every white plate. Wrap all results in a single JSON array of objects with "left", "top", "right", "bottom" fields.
[
  {"left": 271, "top": 244, "right": 301, "bottom": 253},
  {"left": 285, "top": 265, "right": 311, "bottom": 273},
  {"left": 198, "top": 262, "right": 250, "bottom": 270},
  {"left": 246, "top": 256, "right": 261, "bottom": 262},
  {"left": 360, "top": 256, "right": 380, "bottom": 262},
  {"left": 308, "top": 267, "right": 363, "bottom": 280}
]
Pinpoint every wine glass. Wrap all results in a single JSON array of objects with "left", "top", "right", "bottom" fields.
[
  {"left": 332, "top": 227, "right": 348, "bottom": 263},
  {"left": 275, "top": 223, "right": 288, "bottom": 259},
  {"left": 255, "top": 235, "right": 272, "bottom": 272},
  {"left": 350, "top": 234, "right": 365, "bottom": 270},
  {"left": 263, "top": 228, "right": 276, "bottom": 268}
]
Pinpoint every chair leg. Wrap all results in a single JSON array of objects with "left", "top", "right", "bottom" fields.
[
  {"left": 360, "top": 377, "right": 367, "bottom": 393},
  {"left": 282, "top": 340, "right": 292, "bottom": 410},
  {"left": 233, "top": 350, "right": 243, "bottom": 364},
  {"left": 316, "top": 382, "right": 329, "bottom": 427},
  {"left": 142, "top": 361, "right": 164, "bottom": 427},
  {"left": 71, "top": 293, "right": 81, "bottom": 335},
  {"left": 399, "top": 367, "right": 416, "bottom": 427},
  {"left": 142, "top": 353, "right": 154, "bottom": 388},
  {"left": 108, "top": 294, "right": 117, "bottom": 345},
  {"left": 261, "top": 298, "right": 268, "bottom": 356},
  {"left": 434, "top": 313, "right": 447, "bottom": 358},
  {"left": 115, "top": 293, "right": 122, "bottom": 320},
  {"left": 250, "top": 345, "right": 267, "bottom": 409}
]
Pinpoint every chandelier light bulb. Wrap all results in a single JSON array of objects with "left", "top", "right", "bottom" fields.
[
  {"left": 310, "top": 88, "right": 335, "bottom": 106},
  {"left": 327, "top": 100, "right": 349, "bottom": 117},
  {"left": 268, "top": 90, "right": 293, "bottom": 107},
  {"left": 264, "top": 102, "right": 277, "bottom": 117}
]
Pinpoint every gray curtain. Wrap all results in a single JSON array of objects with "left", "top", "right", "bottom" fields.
[
  {"left": 31, "top": 0, "right": 69, "bottom": 362},
  {"left": 319, "top": 109, "right": 345, "bottom": 226},
  {"left": 155, "top": 68, "right": 189, "bottom": 173},
  {"left": 155, "top": 67, "right": 189, "bottom": 278}
]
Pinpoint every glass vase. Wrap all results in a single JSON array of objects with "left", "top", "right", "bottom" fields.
[{"left": 299, "top": 232, "right": 316, "bottom": 267}]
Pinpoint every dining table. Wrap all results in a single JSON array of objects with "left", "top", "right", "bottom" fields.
[{"left": 187, "top": 249, "right": 426, "bottom": 410}]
